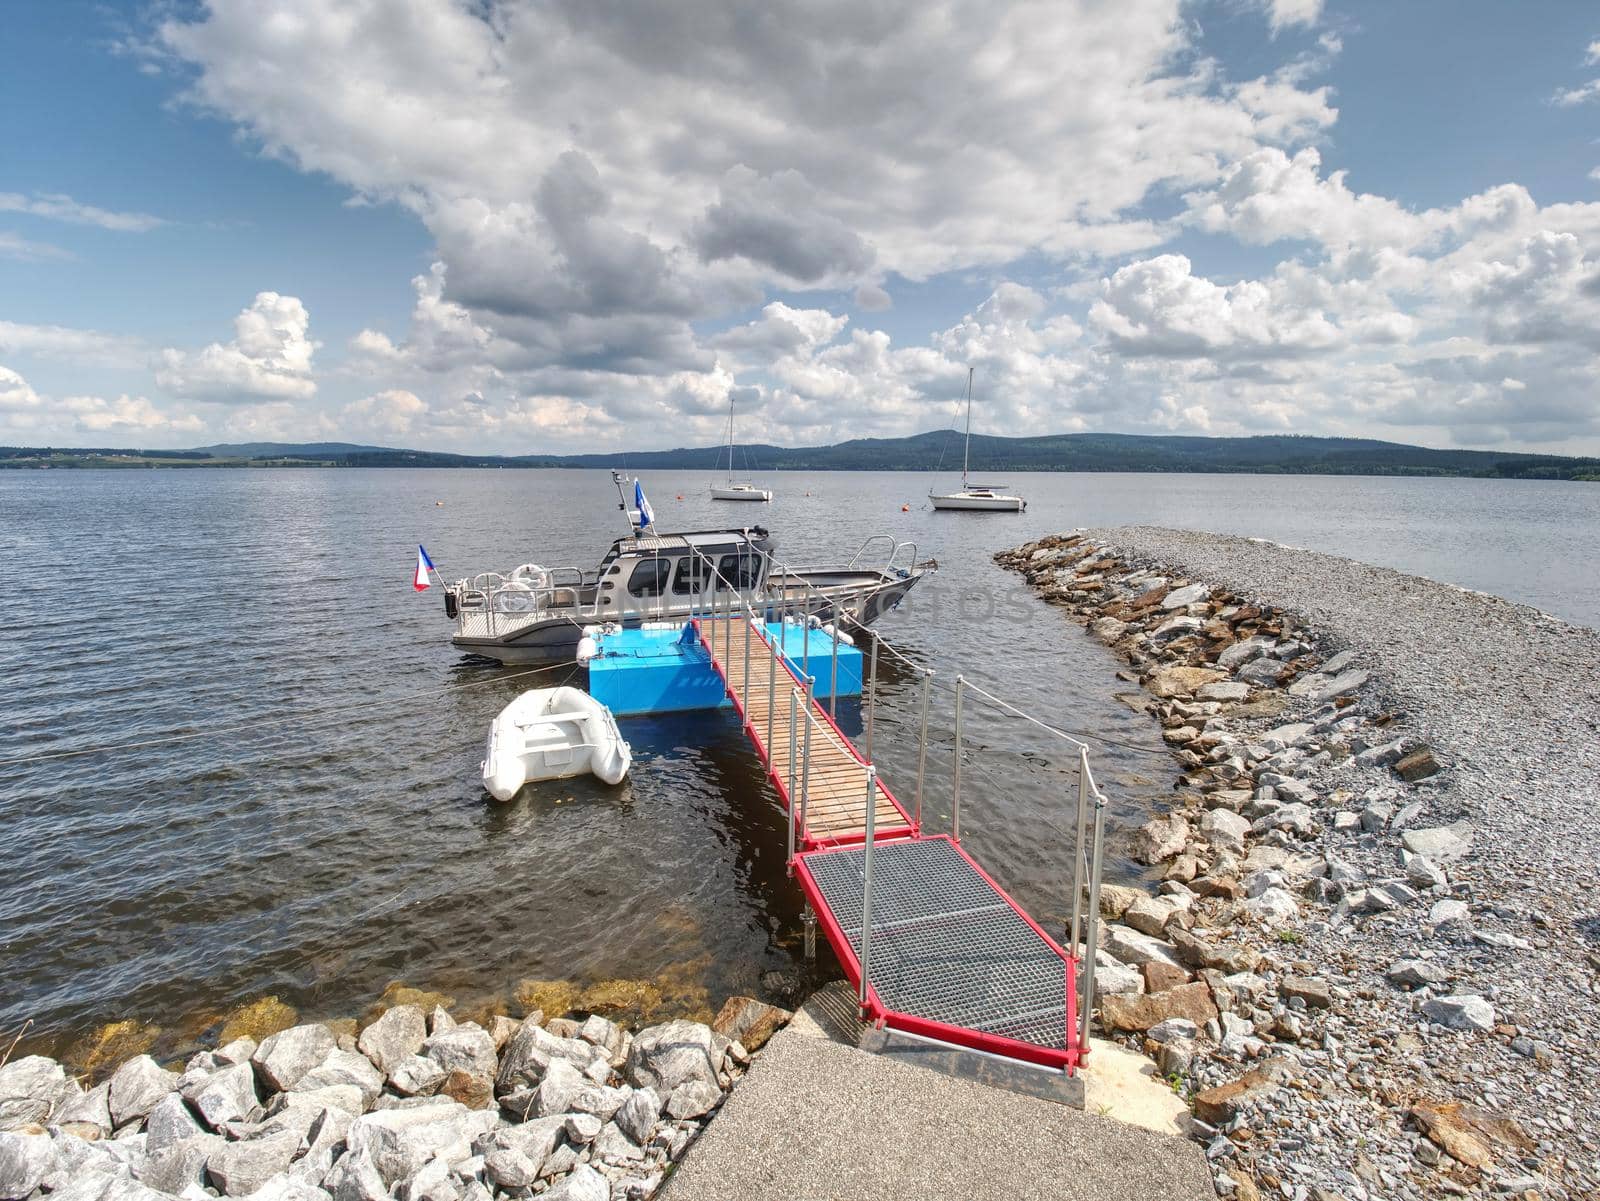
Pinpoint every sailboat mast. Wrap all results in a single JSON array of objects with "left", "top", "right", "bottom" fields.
[
  {"left": 726, "top": 397, "right": 735, "bottom": 483},
  {"left": 961, "top": 366, "right": 973, "bottom": 488}
]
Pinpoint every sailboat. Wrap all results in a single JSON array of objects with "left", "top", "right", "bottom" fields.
[
  {"left": 709, "top": 395, "right": 773, "bottom": 502},
  {"left": 928, "top": 368, "right": 1026, "bottom": 512}
]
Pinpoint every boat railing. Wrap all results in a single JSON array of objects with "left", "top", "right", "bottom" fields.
[{"left": 788, "top": 534, "right": 920, "bottom": 577}]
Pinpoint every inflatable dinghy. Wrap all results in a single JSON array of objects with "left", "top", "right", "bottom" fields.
[{"left": 481, "top": 685, "right": 631, "bottom": 801}]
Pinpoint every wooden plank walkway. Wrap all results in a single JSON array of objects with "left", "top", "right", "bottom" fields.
[{"left": 695, "top": 617, "right": 911, "bottom": 845}]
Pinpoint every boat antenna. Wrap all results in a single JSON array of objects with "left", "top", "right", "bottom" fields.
[{"left": 611, "top": 469, "right": 637, "bottom": 537}]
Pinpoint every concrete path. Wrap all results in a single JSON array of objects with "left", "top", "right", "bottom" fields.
[{"left": 662, "top": 1028, "right": 1214, "bottom": 1201}]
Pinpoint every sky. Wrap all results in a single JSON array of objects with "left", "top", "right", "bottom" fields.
[{"left": 3, "top": 0, "right": 1600, "bottom": 455}]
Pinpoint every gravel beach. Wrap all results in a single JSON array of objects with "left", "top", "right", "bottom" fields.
[{"left": 1000, "top": 526, "right": 1600, "bottom": 1201}]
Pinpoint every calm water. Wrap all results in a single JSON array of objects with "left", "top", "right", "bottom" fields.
[{"left": 2, "top": 468, "right": 1595, "bottom": 1057}]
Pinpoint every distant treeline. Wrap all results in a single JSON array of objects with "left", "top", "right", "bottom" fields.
[{"left": 4, "top": 434, "right": 1598, "bottom": 480}]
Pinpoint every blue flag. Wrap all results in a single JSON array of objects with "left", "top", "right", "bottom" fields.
[{"left": 633, "top": 479, "right": 654, "bottom": 530}]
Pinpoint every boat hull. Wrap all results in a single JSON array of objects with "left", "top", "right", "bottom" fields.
[
  {"left": 710, "top": 486, "right": 771, "bottom": 501},
  {"left": 481, "top": 685, "right": 631, "bottom": 800},
  {"left": 929, "top": 492, "right": 1026, "bottom": 512}
]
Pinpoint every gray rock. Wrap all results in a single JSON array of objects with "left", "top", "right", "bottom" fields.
[
  {"left": 216, "top": 1038, "right": 258, "bottom": 1066},
  {"left": 0, "top": 1057, "right": 66, "bottom": 1110},
  {"left": 1196, "top": 681, "right": 1251, "bottom": 702},
  {"left": 613, "top": 1088, "right": 659, "bottom": 1146},
  {"left": 484, "top": 1147, "right": 538, "bottom": 1189},
  {"left": 1386, "top": 958, "right": 1450, "bottom": 988},
  {"left": 495, "top": 1116, "right": 565, "bottom": 1171},
  {"left": 623, "top": 1021, "right": 719, "bottom": 1096},
  {"left": 1359, "top": 802, "right": 1393, "bottom": 832},
  {"left": 1474, "top": 928, "right": 1532, "bottom": 950},
  {"left": 1306, "top": 668, "right": 1370, "bottom": 702},
  {"left": 1162, "top": 583, "right": 1209, "bottom": 609},
  {"left": 1236, "top": 657, "right": 1290, "bottom": 686},
  {"left": 189, "top": 1061, "right": 260, "bottom": 1131},
  {"left": 1421, "top": 994, "right": 1495, "bottom": 1032},
  {"left": 1131, "top": 814, "right": 1189, "bottom": 864},
  {"left": 253, "top": 1024, "right": 338, "bottom": 1094},
  {"left": 205, "top": 1130, "right": 301, "bottom": 1196},
  {"left": 0, "top": 1131, "right": 57, "bottom": 1200},
  {"left": 1404, "top": 854, "right": 1447, "bottom": 889},
  {"left": 108, "top": 1056, "right": 179, "bottom": 1128},
  {"left": 533, "top": 1057, "right": 586, "bottom": 1117},
  {"left": 542, "top": 1164, "right": 609, "bottom": 1201},
  {"left": 1089, "top": 617, "right": 1127, "bottom": 643},
  {"left": 664, "top": 1079, "right": 722, "bottom": 1121},
  {"left": 1320, "top": 650, "right": 1358, "bottom": 675},
  {"left": 389, "top": 1056, "right": 448, "bottom": 1098},
  {"left": 358, "top": 1006, "right": 427, "bottom": 1075},
  {"left": 1218, "top": 638, "right": 1271, "bottom": 670},
  {"left": 427, "top": 1007, "right": 454, "bottom": 1035},
  {"left": 1355, "top": 738, "right": 1407, "bottom": 768},
  {"left": 395, "top": 1156, "right": 457, "bottom": 1201},
  {"left": 1146, "top": 1018, "right": 1198, "bottom": 1044},
  {"left": 297, "top": 1050, "right": 384, "bottom": 1107},
  {"left": 591, "top": 1121, "right": 644, "bottom": 1166},
  {"left": 1401, "top": 822, "right": 1474, "bottom": 865},
  {"left": 1092, "top": 961, "right": 1144, "bottom": 999},
  {"left": 144, "top": 1092, "right": 204, "bottom": 1154},
  {"left": 1200, "top": 808, "right": 1250, "bottom": 853},
  {"left": 563, "top": 1112, "right": 602, "bottom": 1144},
  {"left": 326, "top": 1151, "right": 388, "bottom": 1201},
  {"left": 1105, "top": 927, "right": 1184, "bottom": 970},
  {"left": 495, "top": 1023, "right": 601, "bottom": 1098},
  {"left": 55, "top": 1082, "right": 113, "bottom": 1136},
  {"left": 345, "top": 1102, "right": 495, "bottom": 1188},
  {"left": 421, "top": 1025, "right": 497, "bottom": 1079},
  {"left": 576, "top": 1016, "right": 625, "bottom": 1063},
  {"left": 140, "top": 1133, "right": 225, "bottom": 1194},
  {"left": 1244, "top": 887, "right": 1298, "bottom": 925},
  {"left": 1151, "top": 615, "right": 1203, "bottom": 642},
  {"left": 280, "top": 1084, "right": 365, "bottom": 1117},
  {"left": 1121, "top": 896, "right": 1180, "bottom": 938},
  {"left": 1428, "top": 899, "right": 1470, "bottom": 925}
]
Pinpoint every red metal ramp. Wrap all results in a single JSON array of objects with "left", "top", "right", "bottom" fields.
[{"left": 795, "top": 835, "right": 1081, "bottom": 1071}]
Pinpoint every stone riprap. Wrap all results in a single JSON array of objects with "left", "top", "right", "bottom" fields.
[
  {"left": 998, "top": 528, "right": 1599, "bottom": 1201},
  {"left": 0, "top": 995, "right": 791, "bottom": 1201}
]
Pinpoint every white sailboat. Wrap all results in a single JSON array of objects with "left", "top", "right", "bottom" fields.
[
  {"left": 710, "top": 396, "right": 772, "bottom": 502},
  {"left": 929, "top": 368, "right": 1026, "bottom": 512}
]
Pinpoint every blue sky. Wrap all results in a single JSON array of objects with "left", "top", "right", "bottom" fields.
[{"left": 3, "top": 0, "right": 1599, "bottom": 453}]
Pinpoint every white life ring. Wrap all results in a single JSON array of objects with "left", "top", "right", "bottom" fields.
[{"left": 510, "top": 563, "right": 550, "bottom": 589}]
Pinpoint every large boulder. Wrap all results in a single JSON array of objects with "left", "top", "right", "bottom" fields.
[
  {"left": 297, "top": 1050, "right": 384, "bottom": 1107},
  {"left": 623, "top": 1021, "right": 719, "bottom": 1097},
  {"left": 0, "top": 1131, "right": 56, "bottom": 1201},
  {"left": 107, "top": 1056, "right": 179, "bottom": 1128},
  {"left": 187, "top": 1062, "right": 261, "bottom": 1131},
  {"left": 1105, "top": 927, "right": 1184, "bottom": 970},
  {"left": 1193, "top": 1057, "right": 1294, "bottom": 1124},
  {"left": 0, "top": 1058, "right": 66, "bottom": 1111},
  {"left": 1146, "top": 666, "right": 1225, "bottom": 699},
  {"left": 1200, "top": 809, "right": 1250, "bottom": 853},
  {"left": 1131, "top": 815, "right": 1189, "bottom": 864},
  {"left": 495, "top": 1023, "right": 602, "bottom": 1098},
  {"left": 344, "top": 1101, "right": 495, "bottom": 1187},
  {"left": 1401, "top": 822, "right": 1474, "bottom": 865},
  {"left": 1098, "top": 982, "right": 1218, "bottom": 1033},
  {"left": 252, "top": 1025, "right": 337, "bottom": 1094},
  {"left": 543, "top": 1164, "right": 609, "bottom": 1201},
  {"left": 421, "top": 1024, "right": 497, "bottom": 1078},
  {"left": 55, "top": 1082, "right": 113, "bottom": 1137},
  {"left": 1422, "top": 994, "right": 1495, "bottom": 1033},
  {"left": 358, "top": 1006, "right": 427, "bottom": 1075},
  {"left": 144, "top": 1092, "right": 205, "bottom": 1154},
  {"left": 140, "top": 1133, "right": 225, "bottom": 1195},
  {"left": 204, "top": 1131, "right": 301, "bottom": 1196}
]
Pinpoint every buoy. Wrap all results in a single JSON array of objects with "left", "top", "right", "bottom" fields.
[
  {"left": 435, "top": 501, "right": 443, "bottom": 506},
  {"left": 901, "top": 503, "right": 910, "bottom": 512},
  {"left": 676, "top": 494, "right": 684, "bottom": 500}
]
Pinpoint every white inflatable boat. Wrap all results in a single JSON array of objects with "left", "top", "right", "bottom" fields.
[{"left": 481, "top": 685, "right": 632, "bottom": 801}]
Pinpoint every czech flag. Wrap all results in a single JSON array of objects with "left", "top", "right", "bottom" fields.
[{"left": 413, "top": 544, "right": 436, "bottom": 591}]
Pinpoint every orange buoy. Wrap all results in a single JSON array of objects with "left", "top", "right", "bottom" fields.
[
  {"left": 901, "top": 503, "right": 910, "bottom": 512},
  {"left": 676, "top": 494, "right": 684, "bottom": 500}
]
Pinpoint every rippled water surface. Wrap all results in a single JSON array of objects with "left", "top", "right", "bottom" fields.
[{"left": 2, "top": 468, "right": 1595, "bottom": 1056}]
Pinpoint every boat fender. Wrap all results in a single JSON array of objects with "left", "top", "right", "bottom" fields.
[
  {"left": 444, "top": 590, "right": 458, "bottom": 619},
  {"left": 576, "top": 635, "right": 599, "bottom": 664}
]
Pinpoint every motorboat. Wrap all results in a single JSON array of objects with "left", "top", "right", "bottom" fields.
[
  {"left": 929, "top": 368, "right": 1026, "bottom": 512},
  {"left": 443, "top": 479, "right": 933, "bottom": 663},
  {"left": 481, "top": 685, "right": 631, "bottom": 800},
  {"left": 709, "top": 396, "right": 772, "bottom": 501}
]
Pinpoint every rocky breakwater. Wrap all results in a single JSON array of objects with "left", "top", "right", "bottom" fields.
[
  {"left": 997, "top": 533, "right": 1594, "bottom": 1201},
  {"left": 0, "top": 995, "right": 792, "bottom": 1201}
]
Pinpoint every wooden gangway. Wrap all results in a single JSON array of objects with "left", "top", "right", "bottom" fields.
[{"left": 693, "top": 616, "right": 912, "bottom": 846}]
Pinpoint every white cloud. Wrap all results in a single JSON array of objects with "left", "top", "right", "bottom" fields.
[
  {"left": 156, "top": 291, "right": 319, "bottom": 402},
  {"left": 0, "top": 365, "right": 44, "bottom": 424},
  {"left": 1552, "top": 79, "right": 1600, "bottom": 107},
  {"left": 0, "top": 364, "right": 201, "bottom": 438},
  {"left": 1258, "top": 0, "right": 1324, "bottom": 33},
  {"left": 0, "top": 192, "right": 166, "bottom": 233},
  {"left": 342, "top": 388, "right": 428, "bottom": 436},
  {"left": 0, "top": 231, "right": 73, "bottom": 262},
  {"left": 0, "top": 320, "right": 149, "bottom": 369}
]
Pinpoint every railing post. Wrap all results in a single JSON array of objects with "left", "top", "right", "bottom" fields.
[
  {"left": 802, "top": 611, "right": 810, "bottom": 682},
  {"left": 865, "top": 634, "right": 879, "bottom": 762},
  {"left": 828, "top": 618, "right": 839, "bottom": 721},
  {"left": 799, "top": 677, "right": 814, "bottom": 845},
  {"left": 914, "top": 668, "right": 931, "bottom": 832},
  {"left": 766, "top": 612, "right": 777, "bottom": 754},
  {"left": 741, "top": 604, "right": 752, "bottom": 715},
  {"left": 858, "top": 764, "right": 878, "bottom": 1016},
  {"left": 952, "top": 674, "right": 964, "bottom": 841},
  {"left": 786, "top": 688, "right": 799, "bottom": 871},
  {"left": 1069, "top": 747, "right": 1090, "bottom": 956},
  {"left": 1080, "top": 789, "right": 1107, "bottom": 1058}
]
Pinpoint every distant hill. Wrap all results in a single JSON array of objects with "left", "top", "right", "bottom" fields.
[{"left": 3, "top": 432, "right": 1597, "bottom": 480}]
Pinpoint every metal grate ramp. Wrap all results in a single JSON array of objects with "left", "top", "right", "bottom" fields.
[{"left": 797, "top": 835, "right": 1076, "bottom": 1068}]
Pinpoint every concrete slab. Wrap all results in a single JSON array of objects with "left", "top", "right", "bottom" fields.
[{"left": 662, "top": 1029, "right": 1214, "bottom": 1201}]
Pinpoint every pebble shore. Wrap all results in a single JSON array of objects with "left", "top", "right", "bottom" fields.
[
  {"left": 0, "top": 994, "right": 792, "bottom": 1201},
  {"left": 997, "top": 526, "right": 1600, "bottom": 1201}
]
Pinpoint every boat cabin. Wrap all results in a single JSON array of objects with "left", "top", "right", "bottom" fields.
[{"left": 592, "top": 527, "right": 775, "bottom": 617}]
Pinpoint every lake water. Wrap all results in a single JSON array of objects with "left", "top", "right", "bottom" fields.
[{"left": 2, "top": 468, "right": 1595, "bottom": 1060}]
